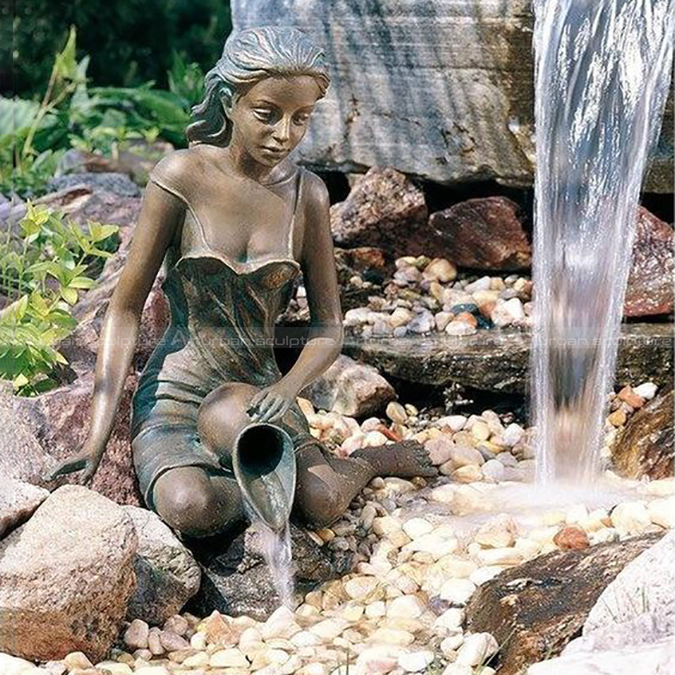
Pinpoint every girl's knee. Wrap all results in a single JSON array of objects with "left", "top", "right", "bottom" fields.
[
  {"left": 294, "top": 475, "right": 342, "bottom": 528},
  {"left": 153, "top": 468, "right": 224, "bottom": 537}
]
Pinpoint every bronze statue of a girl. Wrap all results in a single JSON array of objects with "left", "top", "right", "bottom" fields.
[{"left": 48, "top": 27, "right": 434, "bottom": 539}]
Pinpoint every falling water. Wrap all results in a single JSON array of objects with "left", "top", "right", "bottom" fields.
[
  {"left": 531, "top": 0, "right": 674, "bottom": 484},
  {"left": 255, "top": 519, "right": 296, "bottom": 610}
]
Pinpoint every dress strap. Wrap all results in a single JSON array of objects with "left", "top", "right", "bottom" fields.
[{"left": 287, "top": 167, "right": 304, "bottom": 258}]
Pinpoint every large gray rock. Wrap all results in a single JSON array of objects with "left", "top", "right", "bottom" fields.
[
  {"left": 233, "top": 0, "right": 672, "bottom": 192},
  {"left": 122, "top": 506, "right": 202, "bottom": 626},
  {"left": 301, "top": 354, "right": 396, "bottom": 417},
  {"left": 527, "top": 531, "right": 675, "bottom": 675},
  {"left": 344, "top": 323, "right": 674, "bottom": 393},
  {"left": 46, "top": 172, "right": 142, "bottom": 198},
  {"left": 0, "top": 479, "right": 49, "bottom": 539},
  {"left": 0, "top": 383, "right": 51, "bottom": 487},
  {"left": 0, "top": 485, "right": 137, "bottom": 662}
]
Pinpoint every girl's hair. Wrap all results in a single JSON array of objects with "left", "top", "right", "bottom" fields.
[{"left": 186, "top": 26, "right": 330, "bottom": 147}]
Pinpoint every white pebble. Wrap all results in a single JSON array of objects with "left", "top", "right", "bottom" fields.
[
  {"left": 456, "top": 633, "right": 499, "bottom": 666},
  {"left": 402, "top": 518, "right": 434, "bottom": 539},
  {"left": 648, "top": 497, "right": 674, "bottom": 529},
  {"left": 611, "top": 502, "right": 651, "bottom": 534},
  {"left": 633, "top": 382, "right": 658, "bottom": 400},
  {"left": 398, "top": 650, "right": 435, "bottom": 672},
  {"left": 440, "top": 578, "right": 477, "bottom": 605}
]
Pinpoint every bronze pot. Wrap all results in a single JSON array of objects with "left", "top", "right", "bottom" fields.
[{"left": 198, "top": 382, "right": 296, "bottom": 532}]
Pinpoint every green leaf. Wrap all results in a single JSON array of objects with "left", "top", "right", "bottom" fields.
[
  {"left": 87, "top": 221, "right": 119, "bottom": 242},
  {"left": 68, "top": 276, "right": 96, "bottom": 289},
  {"left": 54, "top": 27, "right": 79, "bottom": 82},
  {"left": 0, "top": 98, "right": 40, "bottom": 137},
  {"left": 60, "top": 287, "right": 78, "bottom": 305}
]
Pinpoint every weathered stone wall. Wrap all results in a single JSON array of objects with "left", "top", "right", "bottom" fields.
[{"left": 232, "top": 0, "right": 673, "bottom": 192}]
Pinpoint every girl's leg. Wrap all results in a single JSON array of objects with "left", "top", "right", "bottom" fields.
[
  {"left": 153, "top": 466, "right": 246, "bottom": 539},
  {"left": 294, "top": 440, "right": 436, "bottom": 529}
]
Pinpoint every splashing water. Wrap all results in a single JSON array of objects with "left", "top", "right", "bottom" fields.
[{"left": 531, "top": 0, "right": 674, "bottom": 485}]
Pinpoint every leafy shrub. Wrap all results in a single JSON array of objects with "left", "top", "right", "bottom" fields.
[
  {"left": 1, "top": 28, "right": 200, "bottom": 198},
  {"left": 0, "top": 203, "right": 119, "bottom": 395},
  {"left": 1, "top": 0, "right": 231, "bottom": 97}
]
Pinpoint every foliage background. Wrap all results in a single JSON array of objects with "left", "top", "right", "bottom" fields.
[{"left": 0, "top": 0, "right": 232, "bottom": 97}]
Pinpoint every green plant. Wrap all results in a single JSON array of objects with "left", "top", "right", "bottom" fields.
[
  {"left": 0, "top": 203, "right": 119, "bottom": 395},
  {"left": 1, "top": 27, "right": 196, "bottom": 199},
  {"left": 168, "top": 51, "right": 206, "bottom": 110}
]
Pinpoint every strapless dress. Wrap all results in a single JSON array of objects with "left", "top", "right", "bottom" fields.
[{"left": 130, "top": 166, "right": 316, "bottom": 511}]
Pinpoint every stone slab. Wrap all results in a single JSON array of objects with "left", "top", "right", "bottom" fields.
[
  {"left": 233, "top": 0, "right": 672, "bottom": 192},
  {"left": 343, "top": 323, "right": 674, "bottom": 393}
]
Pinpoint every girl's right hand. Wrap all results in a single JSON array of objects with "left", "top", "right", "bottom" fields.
[{"left": 44, "top": 447, "right": 104, "bottom": 485}]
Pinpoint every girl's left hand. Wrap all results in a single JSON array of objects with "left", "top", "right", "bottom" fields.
[{"left": 247, "top": 380, "right": 298, "bottom": 423}]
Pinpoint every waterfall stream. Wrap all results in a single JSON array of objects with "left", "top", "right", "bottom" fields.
[{"left": 531, "top": 0, "right": 674, "bottom": 484}]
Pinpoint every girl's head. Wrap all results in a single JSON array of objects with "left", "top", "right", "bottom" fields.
[{"left": 187, "top": 26, "right": 330, "bottom": 166}]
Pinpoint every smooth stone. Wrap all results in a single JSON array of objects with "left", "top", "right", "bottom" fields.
[
  {"left": 474, "top": 514, "right": 518, "bottom": 549},
  {"left": 95, "top": 663, "right": 133, "bottom": 675},
  {"left": 398, "top": 650, "right": 435, "bottom": 672},
  {"left": 476, "top": 547, "right": 524, "bottom": 566},
  {"left": 450, "top": 445, "right": 485, "bottom": 468},
  {"left": 310, "top": 619, "right": 348, "bottom": 641},
  {"left": 387, "top": 595, "right": 426, "bottom": 619},
  {"left": 648, "top": 497, "right": 675, "bottom": 528},
  {"left": 123, "top": 620, "right": 150, "bottom": 651},
  {"left": 633, "top": 382, "right": 658, "bottom": 400},
  {"left": 344, "top": 576, "right": 380, "bottom": 600},
  {"left": 425, "top": 437, "right": 456, "bottom": 466},
  {"left": 373, "top": 516, "right": 403, "bottom": 536},
  {"left": 209, "top": 648, "right": 250, "bottom": 668},
  {"left": 434, "top": 608, "right": 465, "bottom": 632},
  {"left": 456, "top": 633, "right": 499, "bottom": 666},
  {"left": 481, "top": 460, "right": 506, "bottom": 483},
  {"left": 452, "top": 465, "right": 483, "bottom": 483},
  {"left": 440, "top": 578, "right": 477, "bottom": 605},
  {"left": 369, "top": 628, "right": 415, "bottom": 646},
  {"left": 181, "top": 652, "right": 209, "bottom": 668},
  {"left": 402, "top": 518, "right": 434, "bottom": 539},
  {"left": 610, "top": 502, "right": 652, "bottom": 534}
]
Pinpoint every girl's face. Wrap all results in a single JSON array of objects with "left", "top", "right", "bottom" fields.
[{"left": 227, "top": 74, "right": 323, "bottom": 168}]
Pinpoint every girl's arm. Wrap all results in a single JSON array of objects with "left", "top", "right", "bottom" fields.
[
  {"left": 250, "top": 174, "right": 343, "bottom": 423},
  {"left": 45, "top": 176, "right": 185, "bottom": 482}
]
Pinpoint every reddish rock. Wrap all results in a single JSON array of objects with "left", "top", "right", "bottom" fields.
[
  {"left": 35, "top": 372, "right": 144, "bottom": 506},
  {"left": 330, "top": 167, "right": 430, "bottom": 257},
  {"left": 465, "top": 533, "right": 663, "bottom": 675},
  {"left": 553, "top": 526, "right": 590, "bottom": 550},
  {"left": 0, "top": 373, "right": 143, "bottom": 507},
  {"left": 429, "top": 197, "right": 531, "bottom": 271},
  {"left": 35, "top": 183, "right": 142, "bottom": 230},
  {"left": 612, "top": 390, "right": 674, "bottom": 480},
  {"left": 616, "top": 385, "right": 645, "bottom": 410},
  {"left": 453, "top": 311, "right": 478, "bottom": 328},
  {"left": 0, "top": 479, "right": 49, "bottom": 539},
  {"left": 624, "top": 207, "right": 674, "bottom": 317}
]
